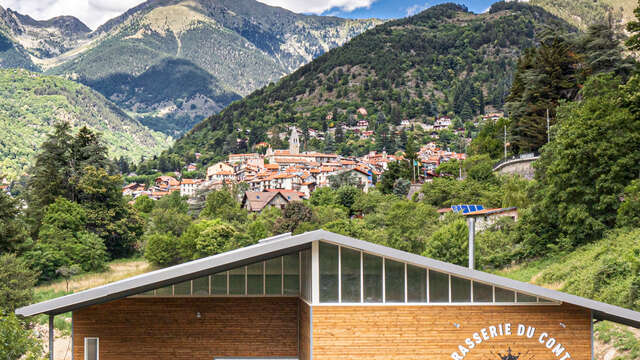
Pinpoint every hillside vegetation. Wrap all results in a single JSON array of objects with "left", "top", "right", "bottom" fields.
[
  {"left": 0, "top": 69, "right": 170, "bottom": 179},
  {"left": 168, "top": 2, "right": 573, "bottom": 165}
]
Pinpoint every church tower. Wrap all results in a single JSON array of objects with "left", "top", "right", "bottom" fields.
[{"left": 289, "top": 126, "right": 300, "bottom": 154}]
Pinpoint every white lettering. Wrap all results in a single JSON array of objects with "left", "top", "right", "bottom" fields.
[
  {"left": 517, "top": 324, "right": 525, "bottom": 336},
  {"left": 498, "top": 324, "right": 504, "bottom": 336},
  {"left": 451, "top": 352, "right": 463, "bottom": 360},
  {"left": 481, "top": 328, "right": 489, "bottom": 341},
  {"left": 473, "top": 332, "right": 482, "bottom": 345},
  {"left": 489, "top": 326, "right": 498, "bottom": 338},
  {"left": 505, "top": 323, "right": 512, "bottom": 335},
  {"left": 559, "top": 353, "right": 572, "bottom": 360},
  {"left": 459, "top": 345, "right": 469, "bottom": 356},
  {"left": 552, "top": 343, "right": 566, "bottom": 356},
  {"left": 546, "top": 338, "right": 556, "bottom": 349},
  {"left": 526, "top": 326, "right": 536, "bottom": 338},
  {"left": 539, "top": 332, "right": 548, "bottom": 344},
  {"left": 465, "top": 338, "right": 475, "bottom": 349}
]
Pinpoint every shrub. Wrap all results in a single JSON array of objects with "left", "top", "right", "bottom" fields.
[
  {"left": 0, "top": 312, "right": 42, "bottom": 360},
  {"left": 144, "top": 233, "right": 179, "bottom": 266}
]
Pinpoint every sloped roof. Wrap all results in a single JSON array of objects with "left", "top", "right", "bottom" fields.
[
  {"left": 241, "top": 191, "right": 281, "bottom": 211},
  {"left": 15, "top": 230, "right": 640, "bottom": 328}
]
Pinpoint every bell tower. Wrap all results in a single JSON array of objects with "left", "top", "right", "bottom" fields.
[{"left": 289, "top": 126, "right": 300, "bottom": 154}]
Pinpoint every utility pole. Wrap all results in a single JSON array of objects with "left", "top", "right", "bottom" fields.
[
  {"left": 504, "top": 125, "right": 507, "bottom": 159},
  {"left": 547, "top": 108, "right": 550, "bottom": 144}
]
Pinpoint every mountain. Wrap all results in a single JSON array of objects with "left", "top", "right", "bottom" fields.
[
  {"left": 29, "top": 0, "right": 382, "bottom": 136},
  {"left": 0, "top": 6, "right": 91, "bottom": 59},
  {"left": 167, "top": 2, "right": 574, "bottom": 164},
  {"left": 0, "top": 68, "right": 170, "bottom": 179},
  {"left": 527, "top": 0, "right": 637, "bottom": 30}
]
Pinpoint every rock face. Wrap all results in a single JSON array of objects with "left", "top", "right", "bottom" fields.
[
  {"left": 0, "top": 0, "right": 382, "bottom": 136},
  {"left": 0, "top": 7, "right": 90, "bottom": 58}
]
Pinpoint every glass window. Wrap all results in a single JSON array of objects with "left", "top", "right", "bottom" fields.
[
  {"left": 173, "top": 281, "right": 191, "bottom": 296},
  {"left": 363, "top": 253, "right": 382, "bottom": 303},
  {"left": 85, "top": 338, "right": 98, "bottom": 360},
  {"left": 385, "top": 259, "right": 405, "bottom": 303},
  {"left": 211, "top": 273, "right": 227, "bottom": 295},
  {"left": 265, "top": 257, "right": 282, "bottom": 295},
  {"left": 229, "top": 267, "right": 245, "bottom": 295},
  {"left": 407, "top": 265, "right": 427, "bottom": 303},
  {"left": 517, "top": 292, "right": 537, "bottom": 303},
  {"left": 539, "top": 297, "right": 553, "bottom": 303},
  {"left": 473, "top": 282, "right": 493, "bottom": 302},
  {"left": 155, "top": 285, "right": 172, "bottom": 296},
  {"left": 300, "top": 250, "right": 312, "bottom": 301},
  {"left": 341, "top": 247, "right": 361, "bottom": 303},
  {"left": 451, "top": 276, "right": 471, "bottom": 303},
  {"left": 283, "top": 253, "right": 300, "bottom": 295},
  {"left": 140, "top": 290, "right": 154, "bottom": 296},
  {"left": 319, "top": 242, "right": 339, "bottom": 302},
  {"left": 247, "top": 262, "right": 264, "bottom": 295},
  {"left": 495, "top": 287, "right": 515, "bottom": 302},
  {"left": 192, "top": 276, "right": 209, "bottom": 296},
  {"left": 429, "top": 270, "right": 449, "bottom": 303}
]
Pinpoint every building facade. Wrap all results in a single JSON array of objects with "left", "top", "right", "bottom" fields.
[{"left": 17, "top": 231, "right": 640, "bottom": 360}]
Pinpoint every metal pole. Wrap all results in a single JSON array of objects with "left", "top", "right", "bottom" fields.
[
  {"left": 468, "top": 217, "right": 475, "bottom": 270},
  {"left": 49, "top": 314, "right": 54, "bottom": 360},
  {"left": 547, "top": 108, "right": 550, "bottom": 143},
  {"left": 504, "top": 125, "right": 507, "bottom": 159}
]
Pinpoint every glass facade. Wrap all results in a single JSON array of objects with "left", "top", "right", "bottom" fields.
[{"left": 136, "top": 243, "right": 554, "bottom": 305}]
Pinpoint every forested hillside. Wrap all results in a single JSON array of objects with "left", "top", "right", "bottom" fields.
[
  {"left": 167, "top": 2, "right": 573, "bottom": 166},
  {"left": 0, "top": 69, "right": 170, "bottom": 179}
]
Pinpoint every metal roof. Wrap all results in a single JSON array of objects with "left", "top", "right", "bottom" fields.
[{"left": 15, "top": 230, "right": 640, "bottom": 328}]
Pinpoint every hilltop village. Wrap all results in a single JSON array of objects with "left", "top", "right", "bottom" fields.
[{"left": 122, "top": 121, "right": 468, "bottom": 203}]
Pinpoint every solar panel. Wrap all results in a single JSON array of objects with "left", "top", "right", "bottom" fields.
[{"left": 451, "top": 205, "right": 484, "bottom": 214}]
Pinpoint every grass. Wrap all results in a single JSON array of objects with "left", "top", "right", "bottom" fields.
[
  {"left": 33, "top": 257, "right": 154, "bottom": 332},
  {"left": 491, "top": 255, "right": 563, "bottom": 283}
]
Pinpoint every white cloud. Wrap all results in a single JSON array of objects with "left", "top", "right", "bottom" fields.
[
  {"left": 256, "top": 0, "right": 376, "bottom": 14},
  {"left": 0, "top": 0, "right": 145, "bottom": 30},
  {"left": 405, "top": 2, "right": 429, "bottom": 16}
]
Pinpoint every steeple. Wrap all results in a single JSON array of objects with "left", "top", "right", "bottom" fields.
[{"left": 289, "top": 126, "right": 300, "bottom": 154}]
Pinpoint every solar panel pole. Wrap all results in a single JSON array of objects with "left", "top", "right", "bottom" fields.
[{"left": 467, "top": 217, "right": 475, "bottom": 270}]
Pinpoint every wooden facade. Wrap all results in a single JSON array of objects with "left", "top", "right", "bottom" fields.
[
  {"left": 73, "top": 297, "right": 299, "bottom": 360},
  {"left": 298, "top": 300, "right": 311, "bottom": 360},
  {"left": 310, "top": 303, "right": 591, "bottom": 360}
]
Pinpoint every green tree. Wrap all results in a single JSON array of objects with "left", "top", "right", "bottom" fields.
[
  {"left": 133, "top": 195, "right": 155, "bottom": 214},
  {"left": 0, "top": 192, "right": 30, "bottom": 254},
  {"left": 517, "top": 74, "right": 640, "bottom": 255},
  {"left": 617, "top": 180, "right": 640, "bottom": 228},
  {"left": 274, "top": 202, "right": 313, "bottom": 234},
  {"left": 200, "top": 189, "right": 247, "bottom": 223},
  {"left": 179, "top": 219, "right": 241, "bottom": 260},
  {"left": 144, "top": 233, "right": 180, "bottom": 266},
  {"left": 0, "top": 254, "right": 37, "bottom": 312},
  {"left": 24, "top": 198, "right": 108, "bottom": 281},
  {"left": 626, "top": 0, "right": 640, "bottom": 51},
  {"left": 0, "top": 312, "right": 42, "bottom": 360},
  {"left": 423, "top": 216, "right": 468, "bottom": 266},
  {"left": 378, "top": 161, "right": 411, "bottom": 195}
]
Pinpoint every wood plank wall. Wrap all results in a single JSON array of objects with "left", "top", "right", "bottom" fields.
[
  {"left": 299, "top": 300, "right": 311, "bottom": 360},
  {"left": 73, "top": 297, "right": 299, "bottom": 360},
  {"left": 311, "top": 303, "right": 591, "bottom": 360}
]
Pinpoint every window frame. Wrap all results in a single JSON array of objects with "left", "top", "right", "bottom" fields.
[{"left": 84, "top": 337, "right": 99, "bottom": 360}]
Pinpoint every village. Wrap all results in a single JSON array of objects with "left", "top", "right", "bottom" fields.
[{"left": 120, "top": 113, "right": 482, "bottom": 210}]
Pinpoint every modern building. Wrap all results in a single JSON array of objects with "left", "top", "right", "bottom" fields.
[{"left": 17, "top": 230, "right": 640, "bottom": 360}]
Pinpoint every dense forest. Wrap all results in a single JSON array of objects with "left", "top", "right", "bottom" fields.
[{"left": 155, "top": 2, "right": 574, "bottom": 169}]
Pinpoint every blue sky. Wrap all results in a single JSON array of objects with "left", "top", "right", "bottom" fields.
[{"left": 320, "top": 0, "right": 497, "bottom": 18}]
